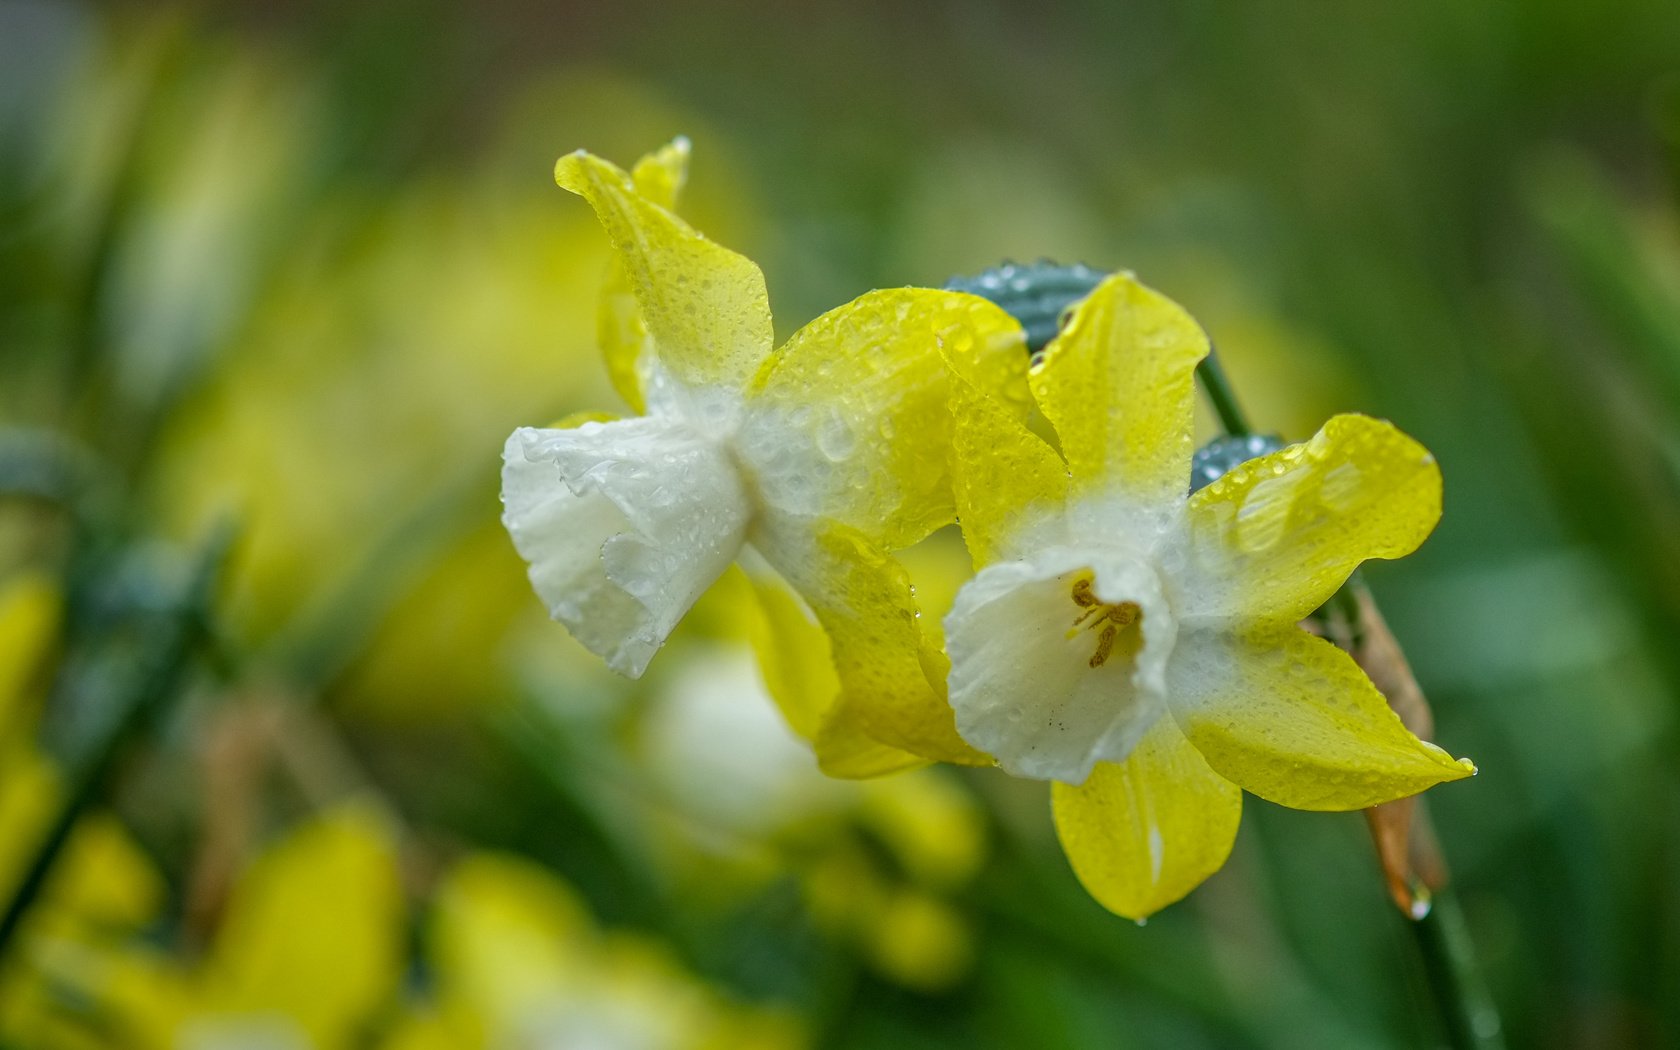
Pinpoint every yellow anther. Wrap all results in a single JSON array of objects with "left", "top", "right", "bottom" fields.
[
  {"left": 1090, "top": 623, "right": 1118, "bottom": 668},
  {"left": 1067, "top": 574, "right": 1141, "bottom": 668}
]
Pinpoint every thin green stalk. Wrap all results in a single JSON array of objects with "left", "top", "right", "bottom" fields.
[
  {"left": 1196, "top": 348, "right": 1252, "bottom": 436},
  {"left": 1409, "top": 886, "right": 1505, "bottom": 1050},
  {"left": 1197, "top": 344, "right": 1502, "bottom": 1050},
  {"left": 0, "top": 526, "right": 230, "bottom": 959}
]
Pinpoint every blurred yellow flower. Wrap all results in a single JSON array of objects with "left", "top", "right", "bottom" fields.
[
  {"left": 0, "top": 571, "right": 58, "bottom": 736},
  {"left": 152, "top": 106, "right": 622, "bottom": 645},
  {"left": 857, "top": 273, "right": 1474, "bottom": 920},
  {"left": 0, "top": 573, "right": 166, "bottom": 1050},
  {"left": 501, "top": 141, "right": 1028, "bottom": 775},
  {"left": 384, "top": 852, "right": 803, "bottom": 1050},
  {"left": 636, "top": 643, "right": 986, "bottom": 991},
  {"left": 31, "top": 803, "right": 405, "bottom": 1050}
]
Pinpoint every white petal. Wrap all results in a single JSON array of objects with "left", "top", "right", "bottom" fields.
[
  {"left": 943, "top": 546, "right": 1177, "bottom": 784},
  {"left": 501, "top": 417, "right": 751, "bottom": 677}
]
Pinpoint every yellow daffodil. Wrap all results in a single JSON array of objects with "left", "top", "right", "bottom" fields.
[
  {"left": 919, "top": 272, "right": 1475, "bottom": 920},
  {"left": 501, "top": 142, "right": 1026, "bottom": 773}
]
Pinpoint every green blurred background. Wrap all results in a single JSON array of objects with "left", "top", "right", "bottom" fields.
[{"left": 2, "top": 1, "right": 1679, "bottom": 1047}]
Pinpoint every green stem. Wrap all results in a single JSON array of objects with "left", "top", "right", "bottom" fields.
[
  {"left": 1196, "top": 348, "right": 1252, "bottom": 436},
  {"left": 1409, "top": 885, "right": 1506, "bottom": 1050},
  {"left": 1196, "top": 343, "right": 1501, "bottom": 1048},
  {"left": 0, "top": 526, "right": 230, "bottom": 959}
]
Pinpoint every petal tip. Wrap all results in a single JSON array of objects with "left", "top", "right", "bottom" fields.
[
  {"left": 552, "top": 148, "right": 588, "bottom": 187},
  {"left": 555, "top": 149, "right": 623, "bottom": 195},
  {"left": 1421, "top": 741, "right": 1476, "bottom": 783}
]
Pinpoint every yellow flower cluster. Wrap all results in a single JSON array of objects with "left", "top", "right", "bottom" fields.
[
  {"left": 3, "top": 796, "right": 802, "bottom": 1050},
  {"left": 501, "top": 142, "right": 1475, "bottom": 922}
]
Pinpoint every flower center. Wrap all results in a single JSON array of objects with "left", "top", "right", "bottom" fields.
[{"left": 1067, "top": 575, "right": 1143, "bottom": 669}]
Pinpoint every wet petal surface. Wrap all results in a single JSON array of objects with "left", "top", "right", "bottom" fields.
[
  {"left": 502, "top": 417, "right": 751, "bottom": 677},
  {"left": 1052, "top": 717, "right": 1242, "bottom": 920},
  {"left": 1175, "top": 413, "right": 1442, "bottom": 627},
  {"left": 1031, "top": 273, "right": 1207, "bottom": 510},
  {"left": 1165, "top": 624, "right": 1474, "bottom": 810},
  {"left": 557, "top": 149, "right": 772, "bottom": 405},
  {"left": 742, "top": 289, "right": 1027, "bottom": 552}
]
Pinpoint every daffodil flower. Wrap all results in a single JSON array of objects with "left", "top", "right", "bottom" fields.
[
  {"left": 500, "top": 142, "right": 1028, "bottom": 775},
  {"left": 929, "top": 272, "right": 1474, "bottom": 920}
]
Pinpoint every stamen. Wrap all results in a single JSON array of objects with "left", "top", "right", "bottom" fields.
[
  {"left": 1067, "top": 574, "right": 1142, "bottom": 668},
  {"left": 1070, "top": 577, "right": 1100, "bottom": 608},
  {"left": 1090, "top": 624, "right": 1117, "bottom": 667}
]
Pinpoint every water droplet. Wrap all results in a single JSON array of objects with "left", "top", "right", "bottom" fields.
[{"left": 816, "top": 415, "right": 857, "bottom": 461}]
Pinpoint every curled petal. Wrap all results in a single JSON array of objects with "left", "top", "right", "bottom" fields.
[
  {"left": 597, "top": 138, "right": 693, "bottom": 414},
  {"left": 1175, "top": 413, "right": 1442, "bottom": 627},
  {"left": 501, "top": 418, "right": 750, "bottom": 677},
  {"left": 1166, "top": 625, "right": 1475, "bottom": 811},
  {"left": 755, "top": 519, "right": 984, "bottom": 768},
  {"left": 629, "top": 136, "right": 690, "bottom": 210},
  {"left": 944, "top": 547, "right": 1175, "bottom": 784},
  {"left": 557, "top": 149, "right": 772, "bottom": 404},
  {"left": 1052, "top": 717, "right": 1242, "bottom": 921},
  {"left": 810, "top": 712, "right": 931, "bottom": 779},
  {"left": 733, "top": 556, "right": 926, "bottom": 778}
]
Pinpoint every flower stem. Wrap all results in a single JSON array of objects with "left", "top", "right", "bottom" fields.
[
  {"left": 1196, "top": 345, "right": 1502, "bottom": 1048},
  {"left": 1196, "top": 348, "right": 1252, "bottom": 436},
  {"left": 1409, "top": 884, "right": 1506, "bottom": 1050}
]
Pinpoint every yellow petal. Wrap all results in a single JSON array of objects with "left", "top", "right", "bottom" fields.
[
  {"left": 754, "top": 519, "right": 988, "bottom": 769},
  {"left": 630, "top": 136, "right": 690, "bottom": 210},
  {"left": 1030, "top": 272, "right": 1207, "bottom": 507},
  {"left": 381, "top": 1012, "right": 458, "bottom": 1050},
  {"left": 430, "top": 852, "right": 596, "bottom": 1026},
  {"left": 547, "top": 409, "right": 619, "bottom": 429},
  {"left": 727, "top": 561, "right": 829, "bottom": 740},
  {"left": 856, "top": 770, "right": 985, "bottom": 887},
  {"left": 948, "top": 368, "right": 1068, "bottom": 567},
  {"left": 598, "top": 256, "right": 651, "bottom": 415},
  {"left": 0, "top": 571, "right": 59, "bottom": 726},
  {"left": 203, "top": 803, "right": 404, "bottom": 1048},
  {"left": 1179, "top": 413, "right": 1442, "bottom": 626},
  {"left": 729, "top": 558, "right": 926, "bottom": 778},
  {"left": 811, "top": 713, "right": 931, "bottom": 779},
  {"left": 863, "top": 889, "right": 973, "bottom": 991},
  {"left": 0, "top": 744, "right": 61, "bottom": 900},
  {"left": 84, "top": 950, "right": 196, "bottom": 1050},
  {"left": 596, "top": 139, "right": 694, "bottom": 413},
  {"left": 1051, "top": 717, "right": 1242, "bottom": 920},
  {"left": 743, "top": 288, "right": 1027, "bottom": 551},
  {"left": 557, "top": 149, "right": 771, "bottom": 394},
  {"left": 1167, "top": 626, "right": 1475, "bottom": 811},
  {"left": 46, "top": 813, "right": 166, "bottom": 930}
]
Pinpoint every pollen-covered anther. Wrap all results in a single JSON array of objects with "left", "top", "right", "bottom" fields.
[{"left": 1067, "top": 575, "right": 1142, "bottom": 668}]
